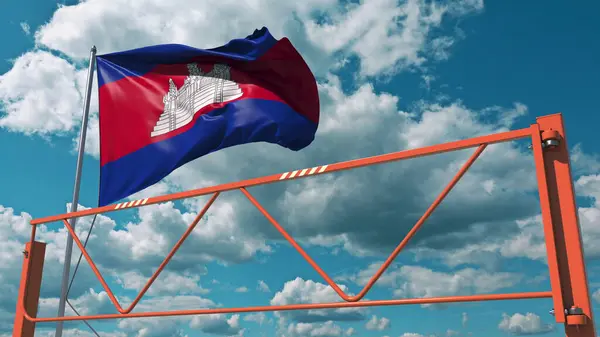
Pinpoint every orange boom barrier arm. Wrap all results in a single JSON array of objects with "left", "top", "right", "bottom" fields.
[{"left": 13, "top": 113, "right": 596, "bottom": 337}]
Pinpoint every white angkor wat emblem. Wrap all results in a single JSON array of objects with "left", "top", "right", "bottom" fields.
[{"left": 150, "top": 63, "right": 244, "bottom": 137}]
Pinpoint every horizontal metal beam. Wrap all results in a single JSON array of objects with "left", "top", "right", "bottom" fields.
[
  {"left": 30, "top": 127, "right": 530, "bottom": 225},
  {"left": 21, "top": 291, "right": 552, "bottom": 322}
]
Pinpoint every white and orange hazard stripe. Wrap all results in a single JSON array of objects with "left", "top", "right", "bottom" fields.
[
  {"left": 114, "top": 198, "right": 149, "bottom": 210},
  {"left": 279, "top": 165, "right": 328, "bottom": 180}
]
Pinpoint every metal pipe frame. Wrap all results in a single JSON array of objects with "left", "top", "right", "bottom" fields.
[{"left": 13, "top": 113, "right": 596, "bottom": 337}]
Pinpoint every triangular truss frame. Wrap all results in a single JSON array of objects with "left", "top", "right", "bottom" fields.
[{"left": 13, "top": 113, "right": 597, "bottom": 337}]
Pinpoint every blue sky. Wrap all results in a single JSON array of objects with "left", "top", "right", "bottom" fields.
[{"left": 1, "top": 1, "right": 599, "bottom": 337}]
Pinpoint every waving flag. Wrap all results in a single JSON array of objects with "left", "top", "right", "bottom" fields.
[{"left": 96, "top": 27, "right": 319, "bottom": 206}]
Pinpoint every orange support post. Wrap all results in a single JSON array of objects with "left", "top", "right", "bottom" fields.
[
  {"left": 13, "top": 241, "right": 46, "bottom": 337},
  {"left": 532, "top": 113, "right": 596, "bottom": 337}
]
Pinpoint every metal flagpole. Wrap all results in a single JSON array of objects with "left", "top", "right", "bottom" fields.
[{"left": 55, "top": 45, "right": 97, "bottom": 337}]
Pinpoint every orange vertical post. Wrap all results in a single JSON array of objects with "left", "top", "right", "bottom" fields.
[
  {"left": 533, "top": 113, "right": 596, "bottom": 337},
  {"left": 13, "top": 241, "right": 46, "bottom": 337}
]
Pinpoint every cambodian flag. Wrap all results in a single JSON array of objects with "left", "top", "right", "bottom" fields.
[{"left": 96, "top": 27, "right": 319, "bottom": 206}]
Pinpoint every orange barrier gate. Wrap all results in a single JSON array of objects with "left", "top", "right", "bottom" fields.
[{"left": 12, "top": 113, "right": 597, "bottom": 337}]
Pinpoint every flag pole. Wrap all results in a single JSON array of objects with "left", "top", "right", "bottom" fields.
[{"left": 54, "top": 45, "right": 97, "bottom": 337}]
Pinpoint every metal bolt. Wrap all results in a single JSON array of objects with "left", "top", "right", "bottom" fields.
[
  {"left": 568, "top": 306, "right": 584, "bottom": 315},
  {"left": 544, "top": 139, "right": 560, "bottom": 148},
  {"left": 540, "top": 129, "right": 561, "bottom": 149}
]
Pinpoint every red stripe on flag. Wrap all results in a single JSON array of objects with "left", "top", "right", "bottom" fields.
[{"left": 99, "top": 65, "right": 284, "bottom": 165}]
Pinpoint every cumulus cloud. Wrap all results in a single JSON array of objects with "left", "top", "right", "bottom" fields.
[
  {"left": 244, "top": 312, "right": 268, "bottom": 325},
  {"left": 284, "top": 320, "right": 344, "bottom": 337},
  {"left": 498, "top": 313, "right": 554, "bottom": 335},
  {"left": 35, "top": 329, "right": 126, "bottom": 337},
  {"left": 110, "top": 298, "right": 241, "bottom": 336},
  {"left": 304, "top": 0, "right": 457, "bottom": 76},
  {"left": 37, "top": 289, "right": 120, "bottom": 318},
  {"left": 570, "top": 143, "right": 600, "bottom": 176},
  {"left": 351, "top": 263, "right": 521, "bottom": 306},
  {"left": 0, "top": 202, "right": 252, "bottom": 335},
  {"left": 258, "top": 280, "right": 271, "bottom": 292},
  {"left": 365, "top": 315, "right": 391, "bottom": 331},
  {"left": 269, "top": 98, "right": 540, "bottom": 258},
  {"left": 414, "top": 170, "right": 600, "bottom": 270},
  {"left": 114, "top": 270, "right": 208, "bottom": 296},
  {"left": 190, "top": 314, "right": 244, "bottom": 336},
  {"left": 0, "top": 204, "right": 105, "bottom": 325},
  {"left": 270, "top": 277, "right": 366, "bottom": 323},
  {"left": 32, "top": 0, "right": 480, "bottom": 78},
  {"left": 575, "top": 174, "right": 600, "bottom": 258},
  {"left": 66, "top": 200, "right": 271, "bottom": 272},
  {"left": 35, "top": 289, "right": 221, "bottom": 336},
  {"left": 116, "top": 318, "right": 187, "bottom": 337},
  {"left": 0, "top": 51, "right": 84, "bottom": 136}
]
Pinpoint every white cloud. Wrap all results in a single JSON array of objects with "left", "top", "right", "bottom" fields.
[
  {"left": 190, "top": 314, "right": 244, "bottom": 336},
  {"left": 498, "top": 313, "right": 554, "bottom": 335},
  {"left": 244, "top": 312, "right": 268, "bottom": 325},
  {"left": 575, "top": 174, "right": 600, "bottom": 257},
  {"left": 285, "top": 320, "right": 344, "bottom": 337},
  {"left": 428, "top": 36, "right": 455, "bottom": 61},
  {"left": 304, "top": 0, "right": 482, "bottom": 76},
  {"left": 316, "top": 76, "right": 402, "bottom": 135},
  {"left": 272, "top": 97, "right": 540, "bottom": 258},
  {"left": 446, "top": 329, "right": 459, "bottom": 336},
  {"left": 352, "top": 263, "right": 521, "bottom": 307},
  {"left": 117, "top": 318, "right": 187, "bottom": 337},
  {"left": 0, "top": 51, "right": 84, "bottom": 136},
  {"left": 35, "top": 328, "right": 126, "bottom": 337},
  {"left": 365, "top": 315, "right": 391, "bottom": 331},
  {"left": 235, "top": 286, "right": 249, "bottom": 293},
  {"left": 20, "top": 22, "right": 31, "bottom": 35},
  {"left": 110, "top": 297, "right": 241, "bottom": 336},
  {"left": 0, "top": 204, "right": 103, "bottom": 316},
  {"left": 32, "top": 0, "right": 480, "bottom": 77},
  {"left": 258, "top": 280, "right": 271, "bottom": 292},
  {"left": 392, "top": 266, "right": 521, "bottom": 299},
  {"left": 271, "top": 277, "right": 366, "bottom": 323},
  {"left": 570, "top": 144, "right": 600, "bottom": 176},
  {"left": 37, "top": 289, "right": 121, "bottom": 318},
  {"left": 36, "top": 289, "right": 219, "bottom": 336},
  {"left": 592, "top": 289, "right": 600, "bottom": 303},
  {"left": 68, "top": 200, "right": 270, "bottom": 270},
  {"left": 114, "top": 270, "right": 208, "bottom": 296},
  {"left": 0, "top": 202, "right": 253, "bottom": 335},
  {"left": 415, "top": 180, "right": 600, "bottom": 269},
  {"left": 38, "top": 291, "right": 215, "bottom": 317},
  {"left": 35, "top": 0, "right": 328, "bottom": 60},
  {"left": 462, "top": 312, "right": 468, "bottom": 327}
]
